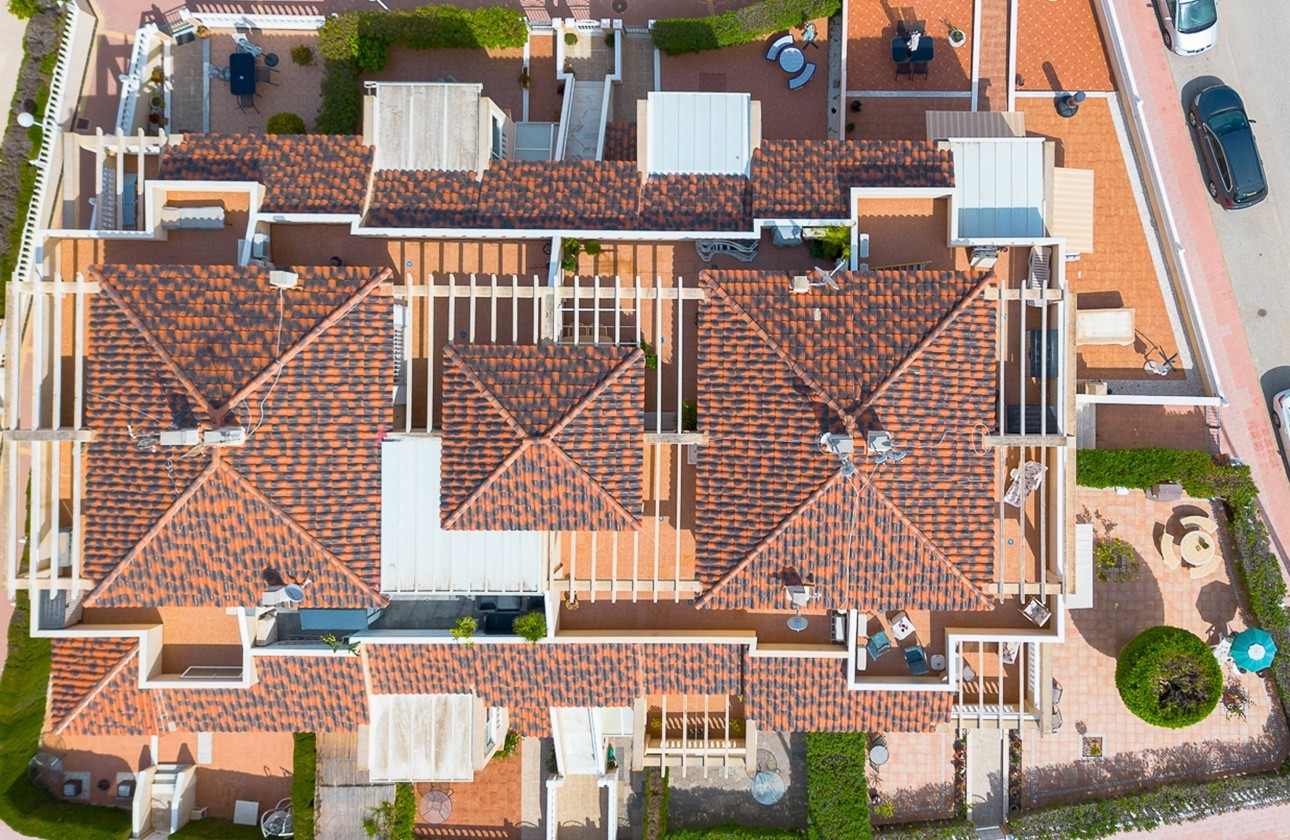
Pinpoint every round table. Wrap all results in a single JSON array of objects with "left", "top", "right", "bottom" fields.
[
  {"left": 1179, "top": 529, "right": 1216, "bottom": 566},
  {"left": 869, "top": 744, "right": 890, "bottom": 766},
  {"left": 418, "top": 790, "right": 452, "bottom": 824},
  {"left": 751, "top": 770, "right": 786, "bottom": 805},
  {"left": 929, "top": 653, "right": 947, "bottom": 672},
  {"left": 264, "top": 53, "right": 280, "bottom": 68},
  {"left": 778, "top": 46, "right": 805, "bottom": 74}
]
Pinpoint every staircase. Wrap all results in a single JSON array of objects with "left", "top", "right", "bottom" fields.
[
  {"left": 563, "top": 79, "right": 606, "bottom": 161},
  {"left": 142, "top": 763, "right": 185, "bottom": 838}
]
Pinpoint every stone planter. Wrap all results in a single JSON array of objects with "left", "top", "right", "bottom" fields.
[
  {"left": 948, "top": 29, "right": 966, "bottom": 48},
  {"left": 1081, "top": 735, "right": 1105, "bottom": 759}
]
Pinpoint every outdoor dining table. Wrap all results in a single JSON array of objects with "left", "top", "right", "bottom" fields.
[
  {"left": 418, "top": 789, "right": 452, "bottom": 824},
  {"left": 778, "top": 45, "right": 806, "bottom": 73},
  {"left": 891, "top": 34, "right": 934, "bottom": 64},
  {"left": 229, "top": 52, "right": 256, "bottom": 96},
  {"left": 751, "top": 770, "right": 786, "bottom": 805}
]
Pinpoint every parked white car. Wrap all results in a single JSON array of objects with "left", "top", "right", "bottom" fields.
[
  {"left": 1153, "top": 0, "right": 1218, "bottom": 56},
  {"left": 1272, "top": 389, "right": 1290, "bottom": 453}
]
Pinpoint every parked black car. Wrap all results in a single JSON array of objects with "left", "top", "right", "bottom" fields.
[{"left": 1188, "top": 84, "right": 1268, "bottom": 209}]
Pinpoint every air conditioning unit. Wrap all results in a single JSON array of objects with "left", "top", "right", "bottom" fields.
[
  {"left": 867, "top": 430, "right": 893, "bottom": 455},
  {"left": 789, "top": 275, "right": 811, "bottom": 294},
  {"left": 268, "top": 270, "right": 299, "bottom": 289},
  {"left": 203, "top": 426, "right": 246, "bottom": 447},
  {"left": 158, "top": 428, "right": 201, "bottom": 447}
]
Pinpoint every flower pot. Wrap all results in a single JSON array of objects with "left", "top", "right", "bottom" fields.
[{"left": 948, "top": 29, "right": 966, "bottom": 48}]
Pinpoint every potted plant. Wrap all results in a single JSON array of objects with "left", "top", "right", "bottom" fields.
[
  {"left": 519, "top": 69, "right": 531, "bottom": 89},
  {"left": 195, "top": 25, "right": 209, "bottom": 39},
  {"left": 291, "top": 44, "right": 315, "bottom": 66},
  {"left": 450, "top": 615, "right": 477, "bottom": 645},
  {"left": 151, "top": 94, "right": 164, "bottom": 108},
  {"left": 945, "top": 21, "right": 966, "bottom": 48},
  {"left": 150, "top": 68, "right": 165, "bottom": 85},
  {"left": 1222, "top": 683, "right": 1250, "bottom": 719},
  {"left": 564, "top": 31, "right": 579, "bottom": 46},
  {"left": 1081, "top": 735, "right": 1104, "bottom": 759}
]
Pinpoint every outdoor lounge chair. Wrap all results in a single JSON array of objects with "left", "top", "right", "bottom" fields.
[
  {"left": 867, "top": 630, "right": 893, "bottom": 661},
  {"left": 904, "top": 645, "right": 930, "bottom": 676},
  {"left": 766, "top": 33, "right": 794, "bottom": 61},
  {"left": 1075, "top": 307, "right": 1135, "bottom": 345},
  {"left": 1052, "top": 678, "right": 1063, "bottom": 705},
  {"left": 788, "top": 63, "right": 816, "bottom": 90},
  {"left": 1026, "top": 245, "right": 1050, "bottom": 308},
  {"left": 1051, "top": 706, "right": 1064, "bottom": 732}
]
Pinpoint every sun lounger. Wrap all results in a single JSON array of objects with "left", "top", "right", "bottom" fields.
[{"left": 1075, "top": 307, "right": 1135, "bottom": 346}]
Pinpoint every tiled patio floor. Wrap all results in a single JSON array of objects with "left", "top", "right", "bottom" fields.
[
  {"left": 1027, "top": 488, "right": 1288, "bottom": 805},
  {"left": 413, "top": 742, "right": 525, "bottom": 838},
  {"left": 846, "top": 0, "right": 974, "bottom": 92},
  {"left": 1018, "top": 96, "right": 1190, "bottom": 384},
  {"left": 370, "top": 44, "right": 528, "bottom": 122},
  {"left": 658, "top": 20, "right": 831, "bottom": 141},
  {"left": 1016, "top": 0, "right": 1115, "bottom": 92},
  {"left": 868, "top": 730, "right": 955, "bottom": 823},
  {"left": 208, "top": 32, "right": 326, "bottom": 133},
  {"left": 1092, "top": 404, "right": 1216, "bottom": 452},
  {"left": 845, "top": 95, "right": 970, "bottom": 140}
]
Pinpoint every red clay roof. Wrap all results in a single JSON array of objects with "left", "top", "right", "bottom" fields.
[
  {"left": 82, "top": 266, "right": 392, "bottom": 607},
  {"left": 745, "top": 655, "right": 953, "bottom": 732},
  {"left": 694, "top": 270, "right": 997, "bottom": 613},
  {"left": 750, "top": 140, "right": 955, "bottom": 218},
  {"left": 50, "top": 644, "right": 368, "bottom": 736},
  {"left": 602, "top": 122, "right": 638, "bottom": 162},
  {"left": 440, "top": 344, "right": 644, "bottom": 531},
  {"left": 159, "top": 134, "right": 373, "bottom": 215},
  {"left": 366, "top": 642, "right": 744, "bottom": 736}
]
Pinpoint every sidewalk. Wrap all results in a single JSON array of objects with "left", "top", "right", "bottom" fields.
[
  {"left": 1113, "top": 800, "right": 1290, "bottom": 839},
  {"left": 1107, "top": 0, "right": 1290, "bottom": 567}
]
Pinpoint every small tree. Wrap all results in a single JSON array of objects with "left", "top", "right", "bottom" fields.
[
  {"left": 512, "top": 610, "right": 547, "bottom": 643},
  {"left": 363, "top": 782, "right": 415, "bottom": 839},
  {"left": 450, "top": 615, "right": 477, "bottom": 645},
  {"left": 267, "top": 112, "right": 308, "bottom": 135},
  {"left": 291, "top": 44, "right": 315, "bottom": 65},
  {"left": 1094, "top": 537, "right": 1141, "bottom": 583},
  {"left": 495, "top": 730, "right": 521, "bottom": 759},
  {"left": 1116, "top": 626, "right": 1222, "bottom": 728}
]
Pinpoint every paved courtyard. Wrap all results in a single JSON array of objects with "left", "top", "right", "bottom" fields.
[
  {"left": 663, "top": 732, "right": 805, "bottom": 833},
  {"left": 1028, "top": 488, "right": 1287, "bottom": 805}
]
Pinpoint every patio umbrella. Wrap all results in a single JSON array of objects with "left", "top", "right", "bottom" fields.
[{"left": 1231, "top": 628, "right": 1277, "bottom": 672}]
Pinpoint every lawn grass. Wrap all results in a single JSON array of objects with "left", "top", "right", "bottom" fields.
[
  {"left": 292, "top": 732, "right": 316, "bottom": 839},
  {"left": 170, "top": 817, "right": 264, "bottom": 839},
  {"left": 0, "top": 593, "right": 131, "bottom": 839}
]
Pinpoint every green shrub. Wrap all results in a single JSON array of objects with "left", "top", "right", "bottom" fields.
[
  {"left": 8, "top": 0, "right": 41, "bottom": 19},
  {"left": 267, "top": 112, "right": 307, "bottom": 134},
  {"left": 682, "top": 400, "right": 698, "bottom": 432},
  {"left": 1009, "top": 770, "right": 1290, "bottom": 839},
  {"left": 354, "top": 34, "right": 391, "bottom": 71},
  {"left": 669, "top": 827, "right": 806, "bottom": 839},
  {"left": 806, "top": 732, "right": 871, "bottom": 840},
  {"left": 316, "top": 59, "right": 363, "bottom": 134},
  {"left": 582, "top": 239, "right": 602, "bottom": 256},
  {"left": 1115, "top": 626, "right": 1221, "bottom": 728},
  {"left": 652, "top": 0, "right": 840, "bottom": 56},
  {"left": 494, "top": 730, "right": 520, "bottom": 759},
  {"left": 873, "top": 819, "right": 977, "bottom": 839},
  {"left": 1075, "top": 448, "right": 1256, "bottom": 505},
  {"left": 292, "top": 733, "right": 316, "bottom": 840},
  {"left": 363, "top": 782, "right": 416, "bottom": 839},
  {"left": 806, "top": 225, "right": 851, "bottom": 261},
  {"left": 1094, "top": 537, "right": 1140, "bottom": 583},
  {"left": 564, "top": 31, "right": 578, "bottom": 45},
  {"left": 450, "top": 615, "right": 477, "bottom": 644},
  {"left": 512, "top": 610, "right": 546, "bottom": 642},
  {"left": 291, "top": 44, "right": 315, "bottom": 65},
  {"left": 638, "top": 339, "right": 658, "bottom": 370},
  {"left": 317, "top": 5, "right": 527, "bottom": 63},
  {"left": 0, "top": 593, "right": 132, "bottom": 839}
]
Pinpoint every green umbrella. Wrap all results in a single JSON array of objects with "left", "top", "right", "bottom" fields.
[{"left": 1232, "top": 628, "right": 1276, "bottom": 672}]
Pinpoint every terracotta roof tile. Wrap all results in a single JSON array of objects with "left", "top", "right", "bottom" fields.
[
  {"left": 48, "top": 638, "right": 139, "bottom": 733},
  {"left": 83, "top": 266, "right": 391, "bottom": 606},
  {"left": 364, "top": 170, "right": 483, "bottom": 228},
  {"left": 440, "top": 344, "right": 643, "bottom": 531},
  {"left": 160, "top": 134, "right": 373, "bottom": 214},
  {"left": 745, "top": 655, "right": 953, "bottom": 732},
  {"left": 695, "top": 270, "right": 996, "bottom": 612},
  {"left": 638, "top": 175, "right": 750, "bottom": 231},
  {"left": 601, "top": 122, "right": 638, "bottom": 162},
  {"left": 52, "top": 651, "right": 367, "bottom": 736},
  {"left": 366, "top": 643, "right": 744, "bottom": 736},
  {"left": 750, "top": 140, "right": 955, "bottom": 219}
]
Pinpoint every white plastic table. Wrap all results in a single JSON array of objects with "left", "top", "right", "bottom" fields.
[
  {"left": 778, "top": 46, "right": 805, "bottom": 73},
  {"left": 419, "top": 790, "right": 452, "bottom": 824},
  {"left": 869, "top": 744, "right": 890, "bottom": 766},
  {"left": 751, "top": 770, "right": 786, "bottom": 805}
]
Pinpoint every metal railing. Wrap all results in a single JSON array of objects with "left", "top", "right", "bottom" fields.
[{"left": 11, "top": 0, "right": 86, "bottom": 289}]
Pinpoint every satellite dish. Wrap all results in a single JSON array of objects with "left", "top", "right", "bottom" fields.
[
  {"left": 283, "top": 584, "right": 306, "bottom": 602},
  {"left": 787, "top": 612, "right": 809, "bottom": 632},
  {"left": 813, "top": 266, "right": 840, "bottom": 290}
]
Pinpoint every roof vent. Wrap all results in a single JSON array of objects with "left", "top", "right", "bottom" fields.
[
  {"left": 790, "top": 275, "right": 811, "bottom": 294},
  {"left": 819, "top": 433, "right": 856, "bottom": 477},
  {"left": 867, "top": 430, "right": 907, "bottom": 465},
  {"left": 268, "top": 270, "right": 299, "bottom": 289},
  {"left": 203, "top": 426, "right": 247, "bottom": 447},
  {"left": 158, "top": 429, "right": 202, "bottom": 447}
]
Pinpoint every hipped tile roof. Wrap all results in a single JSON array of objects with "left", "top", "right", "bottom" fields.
[
  {"left": 440, "top": 344, "right": 644, "bottom": 531},
  {"left": 83, "top": 266, "right": 391, "bottom": 607},
  {"left": 159, "top": 134, "right": 373, "bottom": 214},
  {"left": 366, "top": 642, "right": 744, "bottom": 736},
  {"left": 50, "top": 643, "right": 367, "bottom": 736},
  {"left": 694, "top": 270, "right": 997, "bottom": 613},
  {"left": 602, "top": 122, "right": 638, "bottom": 162}
]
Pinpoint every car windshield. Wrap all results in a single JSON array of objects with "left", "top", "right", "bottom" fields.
[
  {"left": 1209, "top": 109, "right": 1249, "bottom": 136},
  {"left": 1177, "top": 0, "right": 1217, "bottom": 33}
]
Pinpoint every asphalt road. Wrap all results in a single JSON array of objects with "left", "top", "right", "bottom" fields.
[{"left": 1158, "top": 2, "right": 1290, "bottom": 437}]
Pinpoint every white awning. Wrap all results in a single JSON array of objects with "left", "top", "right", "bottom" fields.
[
  {"left": 645, "top": 91, "right": 753, "bottom": 176},
  {"left": 380, "top": 436, "right": 543, "bottom": 594},
  {"left": 925, "top": 110, "right": 1025, "bottom": 140},
  {"left": 368, "top": 694, "right": 475, "bottom": 782},
  {"left": 951, "top": 138, "right": 1046, "bottom": 240},
  {"left": 1051, "top": 167, "right": 1095, "bottom": 255}
]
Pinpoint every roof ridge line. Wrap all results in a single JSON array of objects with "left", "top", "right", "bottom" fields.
[
  {"left": 695, "top": 470, "right": 856, "bottom": 608},
  {"left": 855, "top": 271, "right": 996, "bottom": 417},
  {"left": 83, "top": 455, "right": 223, "bottom": 607},
  {"left": 545, "top": 347, "right": 644, "bottom": 440},
  {"left": 94, "top": 269, "right": 219, "bottom": 421},
  {"left": 864, "top": 478, "right": 988, "bottom": 609},
  {"left": 221, "top": 462, "right": 388, "bottom": 607},
  {"left": 701, "top": 274, "right": 852, "bottom": 425},
  {"left": 547, "top": 441, "right": 641, "bottom": 530},
  {"left": 441, "top": 439, "right": 535, "bottom": 529},
  {"left": 52, "top": 643, "right": 139, "bottom": 735},
  {"left": 219, "top": 267, "right": 393, "bottom": 419},
  {"left": 442, "top": 344, "right": 529, "bottom": 438}
]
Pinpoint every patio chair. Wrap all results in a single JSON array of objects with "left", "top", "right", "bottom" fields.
[
  {"left": 912, "top": 61, "right": 930, "bottom": 77},
  {"left": 255, "top": 65, "right": 278, "bottom": 86},
  {"left": 895, "top": 61, "right": 913, "bottom": 80},
  {"left": 207, "top": 64, "right": 230, "bottom": 81},
  {"left": 237, "top": 94, "right": 258, "bottom": 113},
  {"left": 235, "top": 35, "right": 264, "bottom": 57},
  {"left": 1051, "top": 678, "right": 1063, "bottom": 705},
  {"left": 904, "top": 645, "right": 930, "bottom": 676},
  {"left": 1051, "top": 706, "right": 1064, "bottom": 732},
  {"left": 1001, "top": 641, "right": 1019, "bottom": 666},
  {"left": 866, "top": 630, "right": 893, "bottom": 661},
  {"left": 1026, "top": 245, "right": 1051, "bottom": 308},
  {"left": 788, "top": 63, "right": 816, "bottom": 91},
  {"left": 766, "top": 33, "right": 794, "bottom": 62},
  {"left": 956, "top": 653, "right": 977, "bottom": 683},
  {"left": 1021, "top": 597, "right": 1052, "bottom": 627}
]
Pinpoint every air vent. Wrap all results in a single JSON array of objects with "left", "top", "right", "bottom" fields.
[{"left": 268, "top": 270, "right": 299, "bottom": 289}]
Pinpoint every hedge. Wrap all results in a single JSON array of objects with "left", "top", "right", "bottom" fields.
[
  {"left": 292, "top": 733, "right": 316, "bottom": 840},
  {"left": 170, "top": 819, "right": 262, "bottom": 839},
  {"left": 873, "top": 819, "right": 977, "bottom": 840},
  {"left": 313, "top": 5, "right": 526, "bottom": 133},
  {"left": 805, "top": 732, "right": 871, "bottom": 840},
  {"left": 652, "top": 0, "right": 840, "bottom": 56},
  {"left": 668, "top": 827, "right": 805, "bottom": 839},
  {"left": 1075, "top": 447, "right": 1256, "bottom": 505},
  {"left": 0, "top": 592, "right": 132, "bottom": 839},
  {"left": 1009, "top": 771, "right": 1290, "bottom": 839},
  {"left": 1115, "top": 626, "right": 1222, "bottom": 728}
]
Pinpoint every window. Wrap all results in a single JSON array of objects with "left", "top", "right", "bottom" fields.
[{"left": 491, "top": 117, "right": 505, "bottom": 161}]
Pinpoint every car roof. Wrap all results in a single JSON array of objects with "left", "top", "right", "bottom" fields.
[{"left": 1196, "top": 85, "right": 1244, "bottom": 116}]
